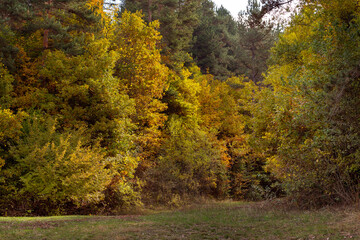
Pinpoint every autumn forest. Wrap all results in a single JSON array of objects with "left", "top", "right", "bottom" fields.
[{"left": 0, "top": 0, "right": 360, "bottom": 216}]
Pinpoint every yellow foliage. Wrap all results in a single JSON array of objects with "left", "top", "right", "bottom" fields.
[
  {"left": 113, "top": 11, "right": 170, "bottom": 162},
  {"left": 0, "top": 157, "right": 4, "bottom": 170},
  {"left": 0, "top": 109, "right": 26, "bottom": 143}
]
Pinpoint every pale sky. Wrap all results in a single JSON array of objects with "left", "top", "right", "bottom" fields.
[{"left": 212, "top": 0, "right": 249, "bottom": 18}]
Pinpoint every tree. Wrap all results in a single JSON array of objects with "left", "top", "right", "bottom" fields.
[
  {"left": 122, "top": 0, "right": 201, "bottom": 68},
  {"left": 144, "top": 67, "right": 229, "bottom": 204},
  {"left": 112, "top": 11, "right": 169, "bottom": 170},
  {"left": 0, "top": 1, "right": 142, "bottom": 215},
  {"left": 191, "top": 3, "right": 237, "bottom": 79},
  {"left": 254, "top": 0, "right": 360, "bottom": 206},
  {"left": 234, "top": 0, "right": 278, "bottom": 83}
]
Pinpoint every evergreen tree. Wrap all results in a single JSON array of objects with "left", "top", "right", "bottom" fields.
[
  {"left": 191, "top": 3, "right": 237, "bottom": 79},
  {"left": 122, "top": 0, "right": 201, "bottom": 68},
  {"left": 234, "top": 0, "right": 278, "bottom": 83}
]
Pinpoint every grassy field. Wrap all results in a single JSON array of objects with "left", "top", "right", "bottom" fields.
[{"left": 0, "top": 201, "right": 359, "bottom": 240}]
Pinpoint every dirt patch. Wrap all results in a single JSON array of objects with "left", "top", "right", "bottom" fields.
[
  {"left": 333, "top": 209, "right": 360, "bottom": 237},
  {"left": 0, "top": 215, "right": 141, "bottom": 229},
  {"left": 1, "top": 221, "right": 60, "bottom": 229}
]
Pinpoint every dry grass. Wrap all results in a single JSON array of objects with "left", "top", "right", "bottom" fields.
[{"left": 0, "top": 200, "right": 359, "bottom": 239}]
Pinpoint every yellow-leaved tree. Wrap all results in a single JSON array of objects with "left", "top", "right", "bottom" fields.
[
  {"left": 0, "top": 1, "right": 143, "bottom": 215},
  {"left": 112, "top": 11, "right": 170, "bottom": 170},
  {"left": 252, "top": 0, "right": 360, "bottom": 206}
]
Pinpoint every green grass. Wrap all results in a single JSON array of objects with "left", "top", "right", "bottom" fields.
[{"left": 0, "top": 201, "right": 358, "bottom": 240}]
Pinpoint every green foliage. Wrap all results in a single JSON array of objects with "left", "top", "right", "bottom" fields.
[
  {"left": 112, "top": 10, "right": 169, "bottom": 168},
  {"left": 251, "top": 0, "right": 360, "bottom": 206},
  {"left": 192, "top": 3, "right": 237, "bottom": 79},
  {"left": 15, "top": 118, "right": 112, "bottom": 206},
  {"left": 144, "top": 116, "right": 228, "bottom": 205},
  {"left": 0, "top": 63, "right": 14, "bottom": 107},
  {"left": 122, "top": 0, "right": 200, "bottom": 68},
  {"left": 0, "top": 2, "right": 142, "bottom": 215},
  {"left": 6, "top": 0, "right": 360, "bottom": 215},
  {"left": 0, "top": 63, "right": 26, "bottom": 170},
  {"left": 142, "top": 66, "right": 233, "bottom": 204},
  {"left": 0, "top": 25, "right": 18, "bottom": 72},
  {"left": 234, "top": 0, "right": 278, "bottom": 83},
  {"left": 0, "top": 116, "right": 140, "bottom": 215},
  {"left": 38, "top": 38, "right": 135, "bottom": 154},
  {"left": 0, "top": 109, "right": 25, "bottom": 172}
]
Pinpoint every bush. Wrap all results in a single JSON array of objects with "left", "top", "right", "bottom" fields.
[
  {"left": 0, "top": 115, "right": 140, "bottom": 215},
  {"left": 143, "top": 116, "right": 228, "bottom": 205}
]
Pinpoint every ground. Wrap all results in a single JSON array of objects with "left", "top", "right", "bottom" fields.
[{"left": 0, "top": 201, "right": 359, "bottom": 239}]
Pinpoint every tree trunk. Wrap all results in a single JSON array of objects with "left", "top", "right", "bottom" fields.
[{"left": 43, "top": 0, "right": 52, "bottom": 49}]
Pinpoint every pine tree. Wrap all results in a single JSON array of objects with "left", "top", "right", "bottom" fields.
[
  {"left": 234, "top": 0, "right": 278, "bottom": 83},
  {"left": 191, "top": 2, "right": 237, "bottom": 79},
  {"left": 122, "top": 0, "right": 201, "bottom": 68}
]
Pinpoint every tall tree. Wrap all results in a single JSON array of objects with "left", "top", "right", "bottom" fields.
[
  {"left": 112, "top": 11, "right": 169, "bottom": 171},
  {"left": 191, "top": 3, "right": 237, "bottom": 79},
  {"left": 234, "top": 0, "right": 278, "bottom": 83},
  {"left": 0, "top": 1, "right": 142, "bottom": 215},
  {"left": 252, "top": 0, "right": 360, "bottom": 206},
  {"left": 122, "top": 0, "right": 201, "bottom": 68}
]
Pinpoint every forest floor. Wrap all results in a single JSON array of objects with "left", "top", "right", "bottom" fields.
[{"left": 0, "top": 201, "right": 359, "bottom": 240}]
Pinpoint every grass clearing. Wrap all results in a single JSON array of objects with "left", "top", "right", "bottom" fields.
[{"left": 0, "top": 201, "right": 359, "bottom": 239}]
